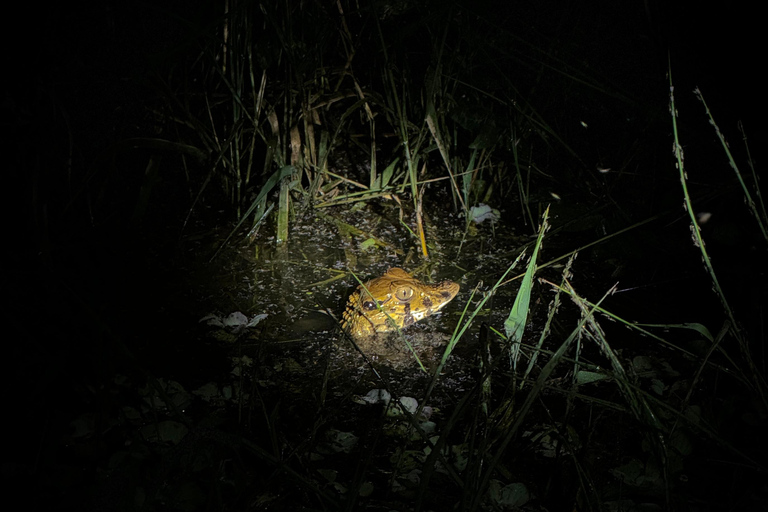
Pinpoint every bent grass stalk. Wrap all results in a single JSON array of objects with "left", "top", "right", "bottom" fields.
[
  {"left": 470, "top": 283, "right": 617, "bottom": 512},
  {"left": 694, "top": 87, "right": 768, "bottom": 242},
  {"left": 669, "top": 66, "right": 768, "bottom": 408}
]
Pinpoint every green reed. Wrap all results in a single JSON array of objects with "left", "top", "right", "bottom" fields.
[{"left": 669, "top": 66, "right": 768, "bottom": 409}]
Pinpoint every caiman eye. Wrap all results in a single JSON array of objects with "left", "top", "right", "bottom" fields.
[
  {"left": 363, "top": 300, "right": 378, "bottom": 311},
  {"left": 394, "top": 286, "right": 414, "bottom": 302}
]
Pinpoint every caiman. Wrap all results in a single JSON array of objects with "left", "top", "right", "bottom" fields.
[{"left": 341, "top": 268, "right": 460, "bottom": 339}]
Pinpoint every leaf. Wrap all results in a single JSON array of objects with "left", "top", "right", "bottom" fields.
[
  {"left": 468, "top": 204, "right": 500, "bottom": 224},
  {"left": 505, "top": 207, "right": 549, "bottom": 342},
  {"left": 575, "top": 370, "right": 610, "bottom": 385}
]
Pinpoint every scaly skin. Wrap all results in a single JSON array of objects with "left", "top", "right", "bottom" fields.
[{"left": 341, "top": 268, "right": 460, "bottom": 339}]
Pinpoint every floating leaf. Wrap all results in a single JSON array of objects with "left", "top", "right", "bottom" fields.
[{"left": 468, "top": 203, "right": 500, "bottom": 224}]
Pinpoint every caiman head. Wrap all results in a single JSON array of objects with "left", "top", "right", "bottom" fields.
[{"left": 341, "top": 268, "right": 460, "bottom": 339}]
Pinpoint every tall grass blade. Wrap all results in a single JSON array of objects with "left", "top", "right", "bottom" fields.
[
  {"left": 276, "top": 175, "right": 291, "bottom": 245},
  {"left": 421, "top": 250, "right": 528, "bottom": 408},
  {"left": 521, "top": 253, "right": 575, "bottom": 389},
  {"left": 471, "top": 286, "right": 615, "bottom": 512},
  {"left": 694, "top": 87, "right": 768, "bottom": 242},
  {"left": 669, "top": 64, "right": 768, "bottom": 407},
  {"left": 738, "top": 121, "right": 768, "bottom": 227},
  {"left": 669, "top": 70, "right": 733, "bottom": 323},
  {"left": 505, "top": 206, "right": 549, "bottom": 368},
  {"left": 415, "top": 186, "right": 429, "bottom": 259},
  {"left": 426, "top": 99, "right": 466, "bottom": 212},
  {"left": 211, "top": 165, "right": 294, "bottom": 260}
]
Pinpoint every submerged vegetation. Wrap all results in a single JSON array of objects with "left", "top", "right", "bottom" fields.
[{"left": 9, "top": 1, "right": 766, "bottom": 510}]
